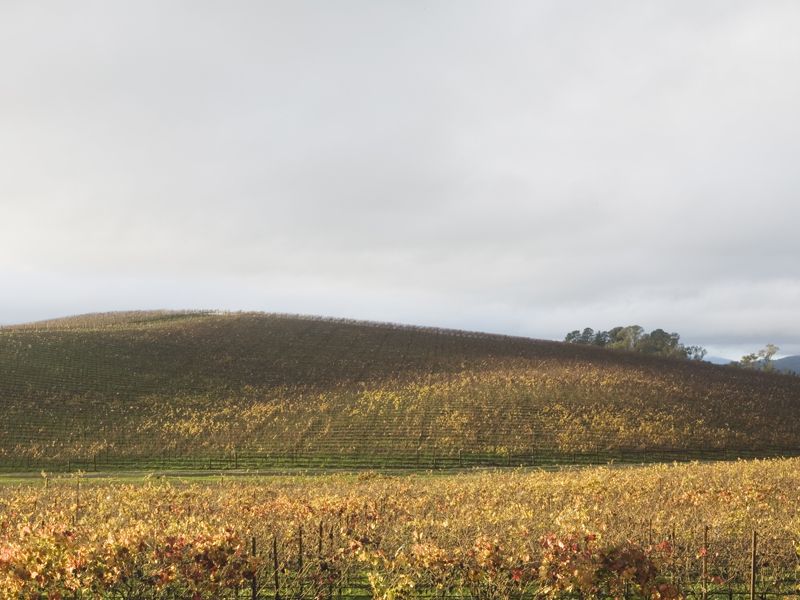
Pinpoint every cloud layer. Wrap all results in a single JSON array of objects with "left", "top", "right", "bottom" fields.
[{"left": 2, "top": 1, "right": 799, "bottom": 357}]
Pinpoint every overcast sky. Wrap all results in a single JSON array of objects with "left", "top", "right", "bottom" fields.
[{"left": 2, "top": 1, "right": 799, "bottom": 358}]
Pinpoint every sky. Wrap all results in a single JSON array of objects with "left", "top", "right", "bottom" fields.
[{"left": 2, "top": 1, "right": 799, "bottom": 359}]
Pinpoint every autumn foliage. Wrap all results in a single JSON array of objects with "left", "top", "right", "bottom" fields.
[
  {"left": 2, "top": 459, "right": 800, "bottom": 598},
  {"left": 1, "top": 311, "right": 800, "bottom": 470}
]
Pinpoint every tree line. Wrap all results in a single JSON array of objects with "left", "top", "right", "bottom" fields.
[{"left": 564, "top": 325, "right": 707, "bottom": 360}]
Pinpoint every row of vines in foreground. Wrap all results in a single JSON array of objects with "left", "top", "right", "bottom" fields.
[{"left": 2, "top": 459, "right": 800, "bottom": 598}]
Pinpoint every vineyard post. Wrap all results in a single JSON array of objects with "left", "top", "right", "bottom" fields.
[
  {"left": 273, "top": 535, "right": 280, "bottom": 600},
  {"left": 320, "top": 520, "right": 332, "bottom": 600},
  {"left": 667, "top": 524, "right": 676, "bottom": 587},
  {"left": 251, "top": 536, "right": 258, "bottom": 600},
  {"left": 702, "top": 525, "right": 709, "bottom": 600},
  {"left": 328, "top": 525, "right": 334, "bottom": 600},
  {"left": 74, "top": 478, "right": 81, "bottom": 526},
  {"left": 459, "top": 449, "right": 463, "bottom": 468},
  {"left": 298, "top": 525, "right": 304, "bottom": 600},
  {"left": 318, "top": 518, "right": 324, "bottom": 589},
  {"left": 750, "top": 531, "right": 757, "bottom": 600}
]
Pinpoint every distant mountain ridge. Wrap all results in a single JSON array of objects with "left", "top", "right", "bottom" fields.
[
  {"left": 774, "top": 355, "right": 800, "bottom": 374},
  {"left": 704, "top": 355, "right": 734, "bottom": 365},
  {"left": 703, "top": 354, "right": 800, "bottom": 373}
]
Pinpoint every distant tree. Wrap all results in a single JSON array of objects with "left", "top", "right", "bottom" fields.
[
  {"left": 762, "top": 343, "right": 780, "bottom": 371},
  {"left": 684, "top": 345, "right": 707, "bottom": 361},
  {"left": 564, "top": 328, "right": 596, "bottom": 345},
  {"left": 592, "top": 330, "right": 611, "bottom": 347},
  {"left": 738, "top": 352, "right": 760, "bottom": 368},
  {"left": 606, "top": 326, "right": 623, "bottom": 341},
  {"left": 738, "top": 344, "right": 779, "bottom": 371},
  {"left": 635, "top": 328, "right": 682, "bottom": 357},
  {"left": 608, "top": 325, "right": 645, "bottom": 351}
]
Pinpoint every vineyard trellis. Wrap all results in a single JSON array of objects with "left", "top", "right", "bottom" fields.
[
  {"left": 199, "top": 528, "right": 792, "bottom": 600},
  {"left": 3, "top": 312, "right": 800, "bottom": 474},
  {"left": 3, "top": 460, "right": 800, "bottom": 598}
]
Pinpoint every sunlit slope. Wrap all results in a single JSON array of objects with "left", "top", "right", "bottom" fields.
[{"left": 1, "top": 310, "right": 799, "bottom": 470}]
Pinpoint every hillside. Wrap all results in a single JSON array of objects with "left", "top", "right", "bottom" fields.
[
  {"left": 2, "top": 310, "right": 800, "bottom": 472},
  {"left": 775, "top": 355, "right": 800, "bottom": 374}
]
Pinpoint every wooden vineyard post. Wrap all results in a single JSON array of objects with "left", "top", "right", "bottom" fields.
[
  {"left": 458, "top": 449, "right": 463, "bottom": 468},
  {"left": 669, "top": 524, "right": 676, "bottom": 586},
  {"left": 702, "top": 525, "right": 709, "bottom": 600},
  {"left": 74, "top": 479, "right": 81, "bottom": 526},
  {"left": 316, "top": 520, "right": 324, "bottom": 600},
  {"left": 251, "top": 536, "right": 258, "bottom": 600},
  {"left": 273, "top": 535, "right": 280, "bottom": 600},
  {"left": 298, "top": 525, "right": 303, "bottom": 600},
  {"left": 328, "top": 525, "right": 335, "bottom": 600},
  {"left": 750, "top": 531, "right": 757, "bottom": 600}
]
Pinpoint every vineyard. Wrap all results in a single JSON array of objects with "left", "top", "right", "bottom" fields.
[
  {"left": 2, "top": 311, "right": 800, "bottom": 472},
  {"left": 2, "top": 458, "right": 800, "bottom": 598},
  {"left": 3, "top": 311, "right": 800, "bottom": 598}
]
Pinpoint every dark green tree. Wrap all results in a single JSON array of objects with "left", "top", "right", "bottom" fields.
[{"left": 635, "top": 329, "right": 682, "bottom": 357}]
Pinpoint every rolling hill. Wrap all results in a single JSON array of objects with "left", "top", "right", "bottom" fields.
[{"left": 1, "top": 310, "right": 800, "bottom": 472}]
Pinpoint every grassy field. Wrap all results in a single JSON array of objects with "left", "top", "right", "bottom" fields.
[
  {"left": 1, "top": 458, "right": 799, "bottom": 598},
  {"left": 2, "top": 310, "right": 800, "bottom": 472}
]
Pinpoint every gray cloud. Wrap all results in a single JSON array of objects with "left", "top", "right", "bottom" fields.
[{"left": 2, "top": 1, "right": 800, "bottom": 358}]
